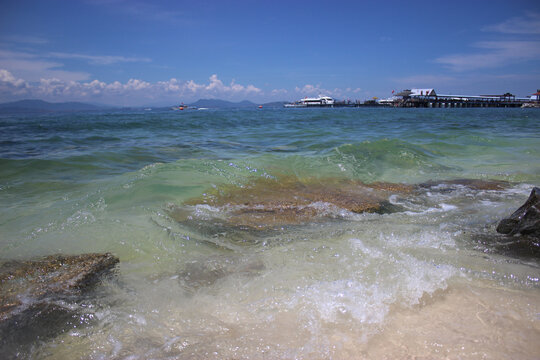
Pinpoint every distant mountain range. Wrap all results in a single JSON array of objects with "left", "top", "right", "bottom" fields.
[
  {"left": 261, "top": 101, "right": 288, "bottom": 108},
  {"left": 0, "top": 99, "right": 106, "bottom": 113},
  {"left": 0, "top": 98, "right": 289, "bottom": 113}
]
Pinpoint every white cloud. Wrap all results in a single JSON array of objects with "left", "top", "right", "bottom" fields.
[
  {"left": 0, "top": 70, "right": 263, "bottom": 105},
  {"left": 0, "top": 58, "right": 90, "bottom": 82},
  {"left": 2, "top": 35, "right": 50, "bottom": 45},
  {"left": 185, "top": 79, "right": 204, "bottom": 93},
  {"left": 124, "top": 78, "right": 151, "bottom": 91},
  {"left": 0, "top": 70, "right": 365, "bottom": 104},
  {"left": 295, "top": 84, "right": 328, "bottom": 95},
  {"left": 87, "top": 0, "right": 190, "bottom": 25},
  {"left": 156, "top": 78, "right": 181, "bottom": 92},
  {"left": 188, "top": 74, "right": 261, "bottom": 97},
  {"left": 0, "top": 69, "right": 30, "bottom": 96},
  {"left": 483, "top": 12, "right": 540, "bottom": 34},
  {"left": 0, "top": 49, "right": 90, "bottom": 82},
  {"left": 206, "top": 74, "right": 224, "bottom": 91},
  {"left": 435, "top": 40, "right": 540, "bottom": 72},
  {"left": 48, "top": 52, "right": 151, "bottom": 65},
  {"left": 0, "top": 49, "right": 151, "bottom": 82},
  {"left": 245, "top": 84, "right": 261, "bottom": 93},
  {"left": 433, "top": 12, "right": 540, "bottom": 73},
  {"left": 0, "top": 69, "right": 26, "bottom": 87},
  {"left": 271, "top": 88, "right": 288, "bottom": 95}
]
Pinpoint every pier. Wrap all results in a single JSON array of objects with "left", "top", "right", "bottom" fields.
[
  {"left": 283, "top": 89, "right": 538, "bottom": 108},
  {"left": 391, "top": 89, "right": 530, "bottom": 108}
]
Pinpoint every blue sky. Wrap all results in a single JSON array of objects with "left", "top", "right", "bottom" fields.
[{"left": 1, "top": 0, "right": 539, "bottom": 106}]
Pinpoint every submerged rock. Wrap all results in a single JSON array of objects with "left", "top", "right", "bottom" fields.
[
  {"left": 472, "top": 233, "right": 540, "bottom": 259},
  {"left": 178, "top": 255, "right": 265, "bottom": 291},
  {"left": 172, "top": 177, "right": 413, "bottom": 231},
  {"left": 0, "top": 253, "right": 119, "bottom": 326},
  {"left": 418, "top": 178, "right": 509, "bottom": 192},
  {"left": 497, "top": 187, "right": 540, "bottom": 238}
]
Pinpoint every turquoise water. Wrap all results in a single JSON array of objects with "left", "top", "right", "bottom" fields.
[{"left": 1, "top": 108, "right": 540, "bottom": 358}]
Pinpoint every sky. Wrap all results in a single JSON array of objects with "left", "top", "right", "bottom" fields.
[{"left": 0, "top": 0, "right": 539, "bottom": 106}]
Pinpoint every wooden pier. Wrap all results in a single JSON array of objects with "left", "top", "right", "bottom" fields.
[
  {"left": 396, "top": 97, "right": 527, "bottom": 108},
  {"left": 283, "top": 89, "right": 537, "bottom": 108},
  {"left": 391, "top": 89, "right": 530, "bottom": 108}
]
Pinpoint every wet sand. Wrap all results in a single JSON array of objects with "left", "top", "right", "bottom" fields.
[
  {"left": 43, "top": 279, "right": 538, "bottom": 360},
  {"left": 363, "top": 279, "right": 540, "bottom": 360}
]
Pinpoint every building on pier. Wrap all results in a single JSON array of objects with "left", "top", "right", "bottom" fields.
[{"left": 389, "top": 88, "right": 531, "bottom": 108}]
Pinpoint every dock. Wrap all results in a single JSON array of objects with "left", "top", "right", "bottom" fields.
[
  {"left": 389, "top": 89, "right": 531, "bottom": 108},
  {"left": 283, "top": 89, "right": 538, "bottom": 108}
]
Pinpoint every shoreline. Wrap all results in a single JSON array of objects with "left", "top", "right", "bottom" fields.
[{"left": 363, "top": 278, "right": 540, "bottom": 360}]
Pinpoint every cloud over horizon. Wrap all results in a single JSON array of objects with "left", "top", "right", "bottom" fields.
[
  {"left": 0, "top": 70, "right": 264, "bottom": 105},
  {"left": 0, "top": 68, "right": 372, "bottom": 105}
]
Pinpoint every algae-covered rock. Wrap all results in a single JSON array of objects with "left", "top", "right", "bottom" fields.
[
  {"left": 0, "top": 253, "right": 119, "bottom": 325},
  {"left": 172, "top": 177, "right": 413, "bottom": 231},
  {"left": 0, "top": 253, "right": 119, "bottom": 357}
]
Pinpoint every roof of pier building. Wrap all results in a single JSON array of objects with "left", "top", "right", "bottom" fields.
[{"left": 410, "top": 89, "right": 437, "bottom": 97}]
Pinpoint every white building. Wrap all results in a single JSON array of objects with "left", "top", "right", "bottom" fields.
[{"left": 410, "top": 89, "right": 437, "bottom": 97}]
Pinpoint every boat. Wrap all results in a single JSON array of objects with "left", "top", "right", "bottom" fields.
[
  {"left": 284, "top": 95, "right": 335, "bottom": 108},
  {"left": 171, "top": 104, "right": 198, "bottom": 111}
]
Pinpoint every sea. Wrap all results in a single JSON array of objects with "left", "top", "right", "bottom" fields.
[{"left": 1, "top": 107, "right": 539, "bottom": 359}]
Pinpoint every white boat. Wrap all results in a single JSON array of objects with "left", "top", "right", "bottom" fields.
[{"left": 284, "top": 95, "right": 335, "bottom": 108}]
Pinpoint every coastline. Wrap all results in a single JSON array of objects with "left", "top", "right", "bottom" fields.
[{"left": 364, "top": 278, "right": 540, "bottom": 360}]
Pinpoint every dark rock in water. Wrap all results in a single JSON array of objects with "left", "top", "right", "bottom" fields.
[
  {"left": 471, "top": 233, "right": 540, "bottom": 259},
  {"left": 0, "top": 252, "right": 119, "bottom": 347},
  {"left": 496, "top": 187, "right": 540, "bottom": 238}
]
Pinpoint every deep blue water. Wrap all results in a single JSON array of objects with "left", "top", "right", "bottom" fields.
[{"left": 1, "top": 108, "right": 539, "bottom": 182}]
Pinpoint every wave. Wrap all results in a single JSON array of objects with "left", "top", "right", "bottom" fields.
[{"left": 327, "top": 139, "right": 456, "bottom": 183}]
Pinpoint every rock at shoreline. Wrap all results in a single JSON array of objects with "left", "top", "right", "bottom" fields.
[
  {"left": 496, "top": 187, "right": 540, "bottom": 238},
  {"left": 472, "top": 233, "right": 540, "bottom": 258},
  {"left": 172, "top": 178, "right": 414, "bottom": 231},
  {"left": 0, "top": 253, "right": 119, "bottom": 327}
]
